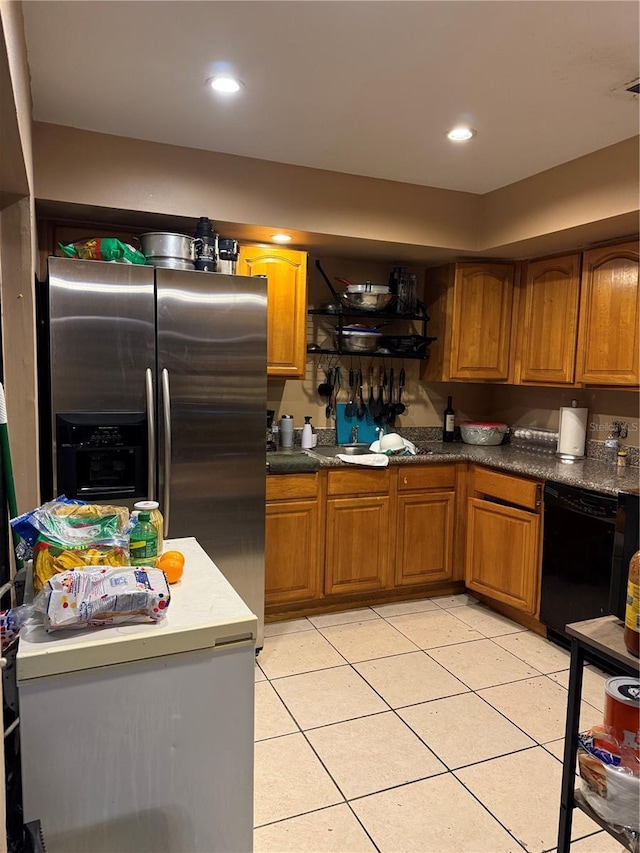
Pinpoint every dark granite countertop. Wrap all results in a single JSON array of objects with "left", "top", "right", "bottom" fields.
[{"left": 270, "top": 442, "right": 639, "bottom": 496}]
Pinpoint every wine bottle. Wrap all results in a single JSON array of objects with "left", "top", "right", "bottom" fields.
[{"left": 442, "top": 396, "right": 455, "bottom": 443}]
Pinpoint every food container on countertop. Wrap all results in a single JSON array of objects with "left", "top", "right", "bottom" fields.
[
  {"left": 460, "top": 421, "right": 509, "bottom": 446},
  {"left": 604, "top": 677, "right": 640, "bottom": 754}
]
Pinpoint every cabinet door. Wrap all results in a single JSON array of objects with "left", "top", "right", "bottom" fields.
[
  {"left": 450, "top": 264, "right": 514, "bottom": 380},
  {"left": 325, "top": 496, "right": 390, "bottom": 595},
  {"left": 236, "top": 246, "right": 307, "bottom": 378},
  {"left": 395, "top": 491, "right": 454, "bottom": 586},
  {"left": 576, "top": 243, "right": 639, "bottom": 386},
  {"left": 265, "top": 499, "right": 321, "bottom": 605},
  {"left": 465, "top": 497, "right": 540, "bottom": 614},
  {"left": 519, "top": 254, "right": 581, "bottom": 384}
]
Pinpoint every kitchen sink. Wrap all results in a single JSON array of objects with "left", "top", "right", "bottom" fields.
[{"left": 307, "top": 445, "right": 372, "bottom": 457}]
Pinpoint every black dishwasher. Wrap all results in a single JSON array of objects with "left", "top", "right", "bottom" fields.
[{"left": 540, "top": 482, "right": 617, "bottom": 643}]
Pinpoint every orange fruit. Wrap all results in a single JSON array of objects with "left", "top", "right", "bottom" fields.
[{"left": 156, "top": 550, "right": 185, "bottom": 584}]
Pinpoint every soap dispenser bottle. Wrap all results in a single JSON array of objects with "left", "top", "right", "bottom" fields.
[{"left": 301, "top": 416, "right": 314, "bottom": 450}]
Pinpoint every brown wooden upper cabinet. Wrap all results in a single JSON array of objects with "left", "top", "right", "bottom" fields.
[
  {"left": 517, "top": 254, "right": 582, "bottom": 385},
  {"left": 236, "top": 245, "right": 308, "bottom": 378},
  {"left": 575, "top": 242, "right": 639, "bottom": 386},
  {"left": 420, "top": 263, "right": 515, "bottom": 382}
]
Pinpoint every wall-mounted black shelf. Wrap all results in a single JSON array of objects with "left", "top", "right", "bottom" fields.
[
  {"left": 306, "top": 345, "right": 433, "bottom": 360},
  {"left": 309, "top": 258, "right": 437, "bottom": 361},
  {"left": 307, "top": 307, "right": 435, "bottom": 361},
  {"left": 308, "top": 307, "right": 428, "bottom": 322}
]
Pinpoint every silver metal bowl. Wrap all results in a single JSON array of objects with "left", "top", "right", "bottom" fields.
[{"left": 340, "top": 291, "right": 395, "bottom": 312}]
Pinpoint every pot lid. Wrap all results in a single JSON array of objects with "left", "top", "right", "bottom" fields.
[{"left": 341, "top": 325, "right": 381, "bottom": 334}]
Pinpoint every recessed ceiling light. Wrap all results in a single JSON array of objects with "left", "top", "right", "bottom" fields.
[
  {"left": 208, "top": 76, "right": 242, "bottom": 94},
  {"left": 446, "top": 127, "right": 476, "bottom": 142},
  {"left": 271, "top": 234, "right": 292, "bottom": 243}
]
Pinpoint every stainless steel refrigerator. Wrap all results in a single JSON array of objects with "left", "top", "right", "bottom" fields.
[{"left": 40, "top": 257, "right": 267, "bottom": 646}]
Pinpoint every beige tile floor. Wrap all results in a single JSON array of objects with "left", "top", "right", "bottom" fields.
[{"left": 254, "top": 595, "right": 626, "bottom": 853}]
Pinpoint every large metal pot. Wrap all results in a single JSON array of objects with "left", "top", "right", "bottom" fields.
[
  {"left": 335, "top": 325, "right": 382, "bottom": 353},
  {"left": 340, "top": 290, "right": 395, "bottom": 312},
  {"left": 139, "top": 232, "right": 196, "bottom": 267}
]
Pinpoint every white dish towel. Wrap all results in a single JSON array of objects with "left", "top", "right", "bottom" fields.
[{"left": 336, "top": 453, "right": 390, "bottom": 467}]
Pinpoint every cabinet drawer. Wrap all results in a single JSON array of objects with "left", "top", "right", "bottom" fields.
[
  {"left": 397, "top": 464, "right": 455, "bottom": 491},
  {"left": 266, "top": 473, "right": 318, "bottom": 501},
  {"left": 327, "top": 468, "right": 390, "bottom": 496},
  {"left": 471, "top": 466, "right": 541, "bottom": 511}
]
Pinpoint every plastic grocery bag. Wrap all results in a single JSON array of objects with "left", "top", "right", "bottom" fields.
[
  {"left": 12, "top": 498, "right": 131, "bottom": 592},
  {"left": 578, "top": 727, "right": 640, "bottom": 834},
  {"left": 59, "top": 238, "right": 146, "bottom": 264},
  {"left": 34, "top": 566, "right": 170, "bottom": 632}
]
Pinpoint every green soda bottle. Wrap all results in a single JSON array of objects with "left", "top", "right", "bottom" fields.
[{"left": 130, "top": 511, "right": 158, "bottom": 566}]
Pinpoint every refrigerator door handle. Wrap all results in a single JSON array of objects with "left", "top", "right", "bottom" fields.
[
  {"left": 161, "top": 368, "right": 172, "bottom": 537},
  {"left": 145, "top": 368, "right": 155, "bottom": 501}
]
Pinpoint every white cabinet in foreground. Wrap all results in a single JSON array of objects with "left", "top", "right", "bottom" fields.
[{"left": 17, "top": 537, "right": 257, "bottom": 853}]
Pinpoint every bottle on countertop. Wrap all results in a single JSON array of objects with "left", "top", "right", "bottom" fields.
[
  {"left": 133, "top": 500, "right": 164, "bottom": 554},
  {"left": 442, "top": 396, "right": 455, "bottom": 443},
  {"left": 624, "top": 550, "right": 640, "bottom": 658},
  {"left": 130, "top": 511, "right": 159, "bottom": 566},
  {"left": 301, "top": 416, "right": 314, "bottom": 450},
  {"left": 194, "top": 217, "right": 217, "bottom": 272}
]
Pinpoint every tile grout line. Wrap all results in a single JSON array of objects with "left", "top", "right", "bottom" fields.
[{"left": 256, "top": 602, "right": 591, "bottom": 851}]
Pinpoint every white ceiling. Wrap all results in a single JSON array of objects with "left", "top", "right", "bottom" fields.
[{"left": 23, "top": 0, "right": 639, "bottom": 195}]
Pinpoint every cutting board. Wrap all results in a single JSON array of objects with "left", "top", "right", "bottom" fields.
[{"left": 335, "top": 403, "right": 386, "bottom": 445}]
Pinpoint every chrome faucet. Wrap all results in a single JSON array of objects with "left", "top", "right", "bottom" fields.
[
  {"left": 375, "top": 426, "right": 385, "bottom": 441},
  {"left": 350, "top": 425, "right": 359, "bottom": 443}
]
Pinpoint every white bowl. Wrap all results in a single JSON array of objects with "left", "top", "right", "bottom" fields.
[
  {"left": 379, "top": 433, "right": 405, "bottom": 452},
  {"left": 460, "top": 422, "right": 508, "bottom": 446}
]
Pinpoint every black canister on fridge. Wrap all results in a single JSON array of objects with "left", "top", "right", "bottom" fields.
[
  {"left": 217, "top": 238, "right": 239, "bottom": 275},
  {"left": 194, "top": 217, "right": 217, "bottom": 272}
]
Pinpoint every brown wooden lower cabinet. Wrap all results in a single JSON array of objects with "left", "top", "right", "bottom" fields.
[
  {"left": 465, "top": 465, "right": 542, "bottom": 615},
  {"left": 325, "top": 495, "right": 391, "bottom": 595},
  {"left": 265, "top": 463, "right": 544, "bottom": 623},
  {"left": 265, "top": 474, "right": 322, "bottom": 607},
  {"left": 395, "top": 491, "right": 455, "bottom": 586}
]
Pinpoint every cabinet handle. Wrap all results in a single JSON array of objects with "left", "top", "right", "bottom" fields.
[
  {"left": 535, "top": 484, "right": 542, "bottom": 507},
  {"left": 404, "top": 477, "right": 408, "bottom": 484}
]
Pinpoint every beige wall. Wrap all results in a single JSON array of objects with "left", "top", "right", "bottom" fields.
[
  {"left": 32, "top": 123, "right": 639, "bottom": 260},
  {"left": 270, "top": 364, "right": 639, "bottom": 452},
  {"left": 32, "top": 123, "right": 481, "bottom": 253},
  {"left": 480, "top": 137, "right": 640, "bottom": 252},
  {"left": 0, "top": 1, "right": 38, "bottom": 513}
]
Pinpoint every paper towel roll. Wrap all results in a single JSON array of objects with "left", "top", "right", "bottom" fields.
[{"left": 557, "top": 405, "right": 588, "bottom": 457}]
